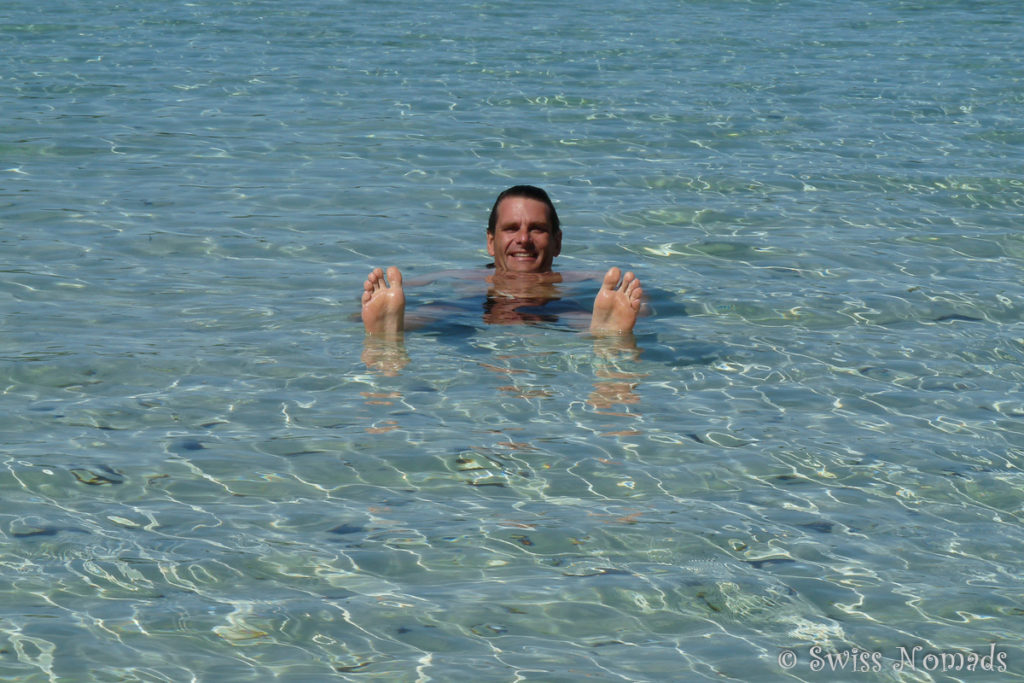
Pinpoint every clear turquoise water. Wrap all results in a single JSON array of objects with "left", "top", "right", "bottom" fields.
[{"left": 3, "top": 0, "right": 1024, "bottom": 680}]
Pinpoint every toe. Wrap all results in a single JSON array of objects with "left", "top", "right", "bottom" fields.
[
  {"left": 386, "top": 266, "right": 403, "bottom": 288},
  {"left": 603, "top": 266, "right": 622, "bottom": 290},
  {"left": 620, "top": 271, "right": 636, "bottom": 291},
  {"left": 371, "top": 268, "right": 386, "bottom": 291}
]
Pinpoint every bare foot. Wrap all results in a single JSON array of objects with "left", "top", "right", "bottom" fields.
[
  {"left": 590, "top": 267, "right": 642, "bottom": 334},
  {"left": 362, "top": 266, "right": 405, "bottom": 337}
]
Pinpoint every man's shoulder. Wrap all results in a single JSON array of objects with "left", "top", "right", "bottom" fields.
[
  {"left": 404, "top": 266, "right": 602, "bottom": 288},
  {"left": 557, "top": 269, "right": 603, "bottom": 283},
  {"left": 402, "top": 269, "right": 491, "bottom": 287}
]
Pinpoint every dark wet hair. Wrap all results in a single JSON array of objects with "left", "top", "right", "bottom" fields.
[{"left": 487, "top": 185, "right": 560, "bottom": 235}]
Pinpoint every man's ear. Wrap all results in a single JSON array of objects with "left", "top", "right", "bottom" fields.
[
  {"left": 486, "top": 231, "right": 495, "bottom": 256},
  {"left": 554, "top": 231, "right": 562, "bottom": 257}
]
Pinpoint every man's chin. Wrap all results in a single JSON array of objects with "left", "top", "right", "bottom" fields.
[
  {"left": 497, "top": 259, "right": 551, "bottom": 274},
  {"left": 496, "top": 266, "right": 549, "bottom": 276}
]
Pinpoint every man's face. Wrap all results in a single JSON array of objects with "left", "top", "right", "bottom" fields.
[{"left": 487, "top": 196, "right": 561, "bottom": 273}]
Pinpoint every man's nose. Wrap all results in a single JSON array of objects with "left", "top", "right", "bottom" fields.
[{"left": 513, "top": 226, "right": 531, "bottom": 243}]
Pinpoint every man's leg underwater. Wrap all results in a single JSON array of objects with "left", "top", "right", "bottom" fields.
[{"left": 361, "top": 266, "right": 408, "bottom": 374}]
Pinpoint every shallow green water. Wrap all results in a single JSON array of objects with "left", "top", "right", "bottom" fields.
[{"left": 3, "top": 0, "right": 1024, "bottom": 680}]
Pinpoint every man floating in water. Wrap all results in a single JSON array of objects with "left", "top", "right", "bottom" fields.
[{"left": 360, "top": 185, "right": 643, "bottom": 338}]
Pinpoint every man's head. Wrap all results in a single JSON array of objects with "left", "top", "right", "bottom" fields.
[{"left": 487, "top": 185, "right": 562, "bottom": 273}]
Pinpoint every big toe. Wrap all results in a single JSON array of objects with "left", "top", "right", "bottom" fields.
[
  {"left": 602, "top": 266, "right": 622, "bottom": 289},
  {"left": 386, "top": 266, "right": 403, "bottom": 288}
]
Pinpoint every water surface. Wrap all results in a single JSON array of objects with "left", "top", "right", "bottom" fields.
[{"left": 3, "top": 0, "right": 1024, "bottom": 680}]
